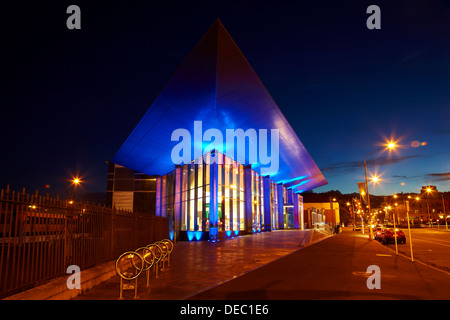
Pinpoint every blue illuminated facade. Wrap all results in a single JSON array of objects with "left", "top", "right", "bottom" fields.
[
  {"left": 154, "top": 150, "right": 304, "bottom": 241},
  {"left": 110, "top": 20, "right": 327, "bottom": 240}
]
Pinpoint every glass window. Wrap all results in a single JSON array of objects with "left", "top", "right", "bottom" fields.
[
  {"left": 198, "top": 163, "right": 203, "bottom": 187},
  {"left": 181, "top": 190, "right": 187, "bottom": 231},
  {"left": 189, "top": 197, "right": 195, "bottom": 231},
  {"left": 240, "top": 201, "right": 245, "bottom": 230},
  {"left": 205, "top": 160, "right": 210, "bottom": 186},
  {"left": 189, "top": 164, "right": 195, "bottom": 190}
]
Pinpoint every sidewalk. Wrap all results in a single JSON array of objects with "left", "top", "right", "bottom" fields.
[
  {"left": 75, "top": 229, "right": 326, "bottom": 300},
  {"left": 190, "top": 228, "right": 450, "bottom": 300}
]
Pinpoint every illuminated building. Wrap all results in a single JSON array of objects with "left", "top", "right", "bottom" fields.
[{"left": 108, "top": 20, "right": 327, "bottom": 240}]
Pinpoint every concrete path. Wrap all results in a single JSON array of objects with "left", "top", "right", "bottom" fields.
[
  {"left": 75, "top": 229, "right": 321, "bottom": 300},
  {"left": 190, "top": 229, "right": 450, "bottom": 300}
]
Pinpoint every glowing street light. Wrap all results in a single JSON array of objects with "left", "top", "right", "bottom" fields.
[
  {"left": 370, "top": 175, "right": 380, "bottom": 183},
  {"left": 70, "top": 176, "right": 83, "bottom": 201},
  {"left": 425, "top": 186, "right": 433, "bottom": 227},
  {"left": 363, "top": 141, "right": 397, "bottom": 240}
]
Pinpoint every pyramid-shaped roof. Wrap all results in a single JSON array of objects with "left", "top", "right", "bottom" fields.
[{"left": 112, "top": 20, "right": 327, "bottom": 192}]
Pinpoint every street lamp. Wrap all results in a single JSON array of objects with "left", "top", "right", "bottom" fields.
[
  {"left": 347, "top": 200, "right": 357, "bottom": 231},
  {"left": 442, "top": 193, "right": 448, "bottom": 231},
  {"left": 387, "top": 205, "right": 392, "bottom": 222},
  {"left": 364, "top": 141, "right": 396, "bottom": 240},
  {"left": 425, "top": 187, "right": 432, "bottom": 227},
  {"left": 71, "top": 176, "right": 82, "bottom": 201}
]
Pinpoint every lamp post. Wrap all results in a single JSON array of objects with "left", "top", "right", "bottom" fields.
[
  {"left": 71, "top": 177, "right": 81, "bottom": 202},
  {"left": 364, "top": 142, "right": 396, "bottom": 240},
  {"left": 387, "top": 206, "right": 392, "bottom": 223},
  {"left": 425, "top": 187, "right": 433, "bottom": 228},
  {"left": 348, "top": 200, "right": 357, "bottom": 231},
  {"left": 442, "top": 193, "right": 448, "bottom": 231}
]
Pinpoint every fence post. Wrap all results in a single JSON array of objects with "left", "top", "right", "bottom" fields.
[
  {"left": 111, "top": 206, "right": 115, "bottom": 257},
  {"left": 134, "top": 212, "right": 138, "bottom": 248},
  {"left": 64, "top": 201, "right": 74, "bottom": 269},
  {"left": 64, "top": 202, "right": 68, "bottom": 269}
]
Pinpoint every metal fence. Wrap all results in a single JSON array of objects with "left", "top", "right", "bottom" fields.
[{"left": 0, "top": 185, "right": 168, "bottom": 298}]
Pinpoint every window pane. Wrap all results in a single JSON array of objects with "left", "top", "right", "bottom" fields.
[
  {"left": 205, "top": 162, "right": 210, "bottom": 186},
  {"left": 198, "top": 164, "right": 203, "bottom": 187}
]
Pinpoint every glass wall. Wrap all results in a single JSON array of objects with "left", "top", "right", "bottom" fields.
[
  {"left": 180, "top": 160, "right": 210, "bottom": 232},
  {"left": 270, "top": 181, "right": 279, "bottom": 230},
  {"left": 251, "top": 170, "right": 264, "bottom": 232},
  {"left": 217, "top": 153, "right": 245, "bottom": 232},
  {"left": 284, "top": 206, "right": 294, "bottom": 228},
  {"left": 155, "top": 151, "right": 301, "bottom": 239}
]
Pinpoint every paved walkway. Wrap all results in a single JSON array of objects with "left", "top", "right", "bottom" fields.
[
  {"left": 75, "top": 229, "right": 324, "bottom": 300},
  {"left": 191, "top": 229, "right": 450, "bottom": 300},
  {"left": 65, "top": 228, "right": 450, "bottom": 300}
]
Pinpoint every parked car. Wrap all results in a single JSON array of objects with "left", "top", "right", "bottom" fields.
[
  {"left": 381, "top": 228, "right": 406, "bottom": 245},
  {"left": 374, "top": 226, "right": 384, "bottom": 241}
]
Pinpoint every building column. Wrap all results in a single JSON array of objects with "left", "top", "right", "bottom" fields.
[
  {"left": 286, "top": 188, "right": 294, "bottom": 228},
  {"left": 293, "top": 192, "right": 300, "bottom": 229},
  {"left": 174, "top": 166, "right": 182, "bottom": 239},
  {"left": 263, "top": 175, "right": 271, "bottom": 232},
  {"left": 287, "top": 189, "right": 293, "bottom": 205},
  {"left": 244, "top": 165, "right": 253, "bottom": 234},
  {"left": 277, "top": 183, "right": 284, "bottom": 229},
  {"left": 209, "top": 150, "right": 219, "bottom": 240},
  {"left": 307, "top": 207, "right": 312, "bottom": 229},
  {"left": 155, "top": 176, "right": 161, "bottom": 217}
]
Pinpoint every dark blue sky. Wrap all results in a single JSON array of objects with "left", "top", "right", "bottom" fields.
[{"left": 1, "top": 0, "right": 449, "bottom": 197}]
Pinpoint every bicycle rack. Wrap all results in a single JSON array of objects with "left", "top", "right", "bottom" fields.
[
  {"left": 135, "top": 246, "right": 155, "bottom": 287},
  {"left": 146, "top": 243, "right": 163, "bottom": 278},
  {"left": 115, "top": 238, "right": 175, "bottom": 299},
  {"left": 115, "top": 251, "right": 144, "bottom": 299}
]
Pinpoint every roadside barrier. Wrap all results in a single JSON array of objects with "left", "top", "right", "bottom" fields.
[{"left": 115, "top": 239, "right": 174, "bottom": 299}]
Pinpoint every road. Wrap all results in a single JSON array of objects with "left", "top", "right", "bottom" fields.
[{"left": 381, "top": 227, "right": 450, "bottom": 272}]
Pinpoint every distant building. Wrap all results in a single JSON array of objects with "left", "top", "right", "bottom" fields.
[
  {"left": 106, "top": 162, "right": 156, "bottom": 214},
  {"left": 302, "top": 197, "right": 340, "bottom": 229},
  {"left": 408, "top": 186, "right": 448, "bottom": 221},
  {"left": 384, "top": 186, "right": 449, "bottom": 223}
]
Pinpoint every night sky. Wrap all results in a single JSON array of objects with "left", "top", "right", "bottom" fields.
[{"left": 1, "top": 0, "right": 449, "bottom": 198}]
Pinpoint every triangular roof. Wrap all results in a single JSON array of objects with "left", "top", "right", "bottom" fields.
[{"left": 112, "top": 19, "right": 327, "bottom": 192}]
